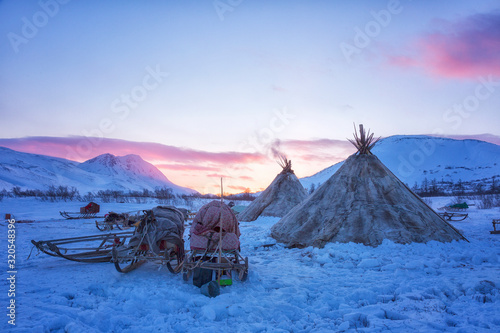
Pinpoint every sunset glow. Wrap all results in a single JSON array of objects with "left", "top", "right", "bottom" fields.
[{"left": 1, "top": 0, "right": 499, "bottom": 193}]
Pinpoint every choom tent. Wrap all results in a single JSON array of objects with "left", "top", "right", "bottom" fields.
[
  {"left": 271, "top": 125, "right": 467, "bottom": 248},
  {"left": 238, "top": 156, "right": 308, "bottom": 222}
]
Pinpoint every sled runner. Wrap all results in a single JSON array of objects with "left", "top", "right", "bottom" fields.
[
  {"left": 111, "top": 206, "right": 185, "bottom": 274},
  {"left": 31, "top": 231, "right": 134, "bottom": 263},
  {"left": 32, "top": 206, "right": 186, "bottom": 274},
  {"left": 438, "top": 212, "right": 469, "bottom": 221},
  {"left": 182, "top": 200, "right": 248, "bottom": 286},
  {"left": 437, "top": 202, "right": 469, "bottom": 221}
]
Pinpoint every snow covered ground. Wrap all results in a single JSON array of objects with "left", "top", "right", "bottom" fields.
[{"left": 1, "top": 197, "right": 499, "bottom": 332}]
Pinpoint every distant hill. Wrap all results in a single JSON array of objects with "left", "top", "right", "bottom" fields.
[
  {"left": 0, "top": 147, "right": 197, "bottom": 195},
  {"left": 300, "top": 136, "right": 500, "bottom": 194}
]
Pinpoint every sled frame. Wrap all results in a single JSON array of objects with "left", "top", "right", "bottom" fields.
[{"left": 31, "top": 231, "right": 135, "bottom": 263}]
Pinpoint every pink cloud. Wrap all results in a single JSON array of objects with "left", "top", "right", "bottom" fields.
[
  {"left": 227, "top": 185, "right": 248, "bottom": 191},
  {"left": 388, "top": 11, "right": 500, "bottom": 79},
  {"left": 297, "top": 153, "right": 347, "bottom": 164},
  {"left": 0, "top": 136, "right": 265, "bottom": 165},
  {"left": 272, "top": 84, "right": 289, "bottom": 92},
  {"left": 231, "top": 165, "right": 253, "bottom": 171},
  {"left": 0, "top": 136, "right": 357, "bottom": 194},
  {"left": 156, "top": 164, "right": 219, "bottom": 172},
  {"left": 427, "top": 133, "right": 500, "bottom": 146},
  {"left": 207, "top": 174, "right": 233, "bottom": 179},
  {"left": 281, "top": 138, "right": 354, "bottom": 153}
]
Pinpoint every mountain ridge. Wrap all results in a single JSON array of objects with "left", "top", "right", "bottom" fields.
[
  {"left": 0, "top": 147, "right": 197, "bottom": 195},
  {"left": 1, "top": 135, "right": 499, "bottom": 196},
  {"left": 300, "top": 135, "right": 500, "bottom": 193}
]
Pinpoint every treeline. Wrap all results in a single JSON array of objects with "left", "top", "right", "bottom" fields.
[
  {"left": 215, "top": 189, "right": 256, "bottom": 201},
  {"left": 0, "top": 186, "right": 256, "bottom": 203},
  {"left": 305, "top": 177, "right": 500, "bottom": 199},
  {"left": 449, "top": 194, "right": 500, "bottom": 210},
  {"left": 411, "top": 176, "right": 500, "bottom": 197},
  {"left": 474, "top": 194, "right": 500, "bottom": 209},
  {"left": 5, "top": 186, "right": 80, "bottom": 201}
]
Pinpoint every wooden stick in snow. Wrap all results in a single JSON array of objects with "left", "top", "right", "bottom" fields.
[{"left": 218, "top": 178, "right": 223, "bottom": 283}]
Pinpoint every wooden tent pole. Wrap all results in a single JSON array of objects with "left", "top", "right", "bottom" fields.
[{"left": 218, "top": 178, "right": 223, "bottom": 283}]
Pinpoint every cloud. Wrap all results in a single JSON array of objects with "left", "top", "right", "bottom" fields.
[
  {"left": 388, "top": 11, "right": 500, "bottom": 79},
  {"left": 338, "top": 104, "right": 354, "bottom": 112},
  {"left": 239, "top": 175, "right": 253, "bottom": 181},
  {"left": 260, "top": 138, "right": 356, "bottom": 170},
  {"left": 281, "top": 138, "right": 355, "bottom": 154},
  {"left": 0, "top": 136, "right": 266, "bottom": 165},
  {"left": 156, "top": 164, "right": 219, "bottom": 171},
  {"left": 207, "top": 173, "right": 233, "bottom": 179},
  {"left": 297, "top": 153, "right": 347, "bottom": 163},
  {"left": 227, "top": 185, "right": 248, "bottom": 191},
  {"left": 231, "top": 165, "right": 253, "bottom": 171},
  {"left": 271, "top": 84, "right": 289, "bottom": 92},
  {"left": 427, "top": 133, "right": 500, "bottom": 146}
]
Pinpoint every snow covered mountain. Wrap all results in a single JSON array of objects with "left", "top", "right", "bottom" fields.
[
  {"left": 0, "top": 147, "right": 197, "bottom": 195},
  {"left": 301, "top": 136, "right": 500, "bottom": 193}
]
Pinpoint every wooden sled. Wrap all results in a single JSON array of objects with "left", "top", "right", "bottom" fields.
[
  {"left": 438, "top": 202, "right": 469, "bottom": 212},
  {"left": 60, "top": 211, "right": 105, "bottom": 219},
  {"left": 31, "top": 231, "right": 134, "bottom": 263},
  {"left": 438, "top": 212, "right": 469, "bottom": 221},
  {"left": 111, "top": 209, "right": 185, "bottom": 274},
  {"left": 95, "top": 212, "right": 138, "bottom": 231},
  {"left": 60, "top": 202, "right": 103, "bottom": 219},
  {"left": 112, "top": 237, "right": 184, "bottom": 274},
  {"left": 183, "top": 201, "right": 249, "bottom": 285},
  {"left": 491, "top": 219, "right": 500, "bottom": 234},
  {"left": 182, "top": 247, "right": 249, "bottom": 284},
  {"left": 32, "top": 207, "right": 185, "bottom": 275}
]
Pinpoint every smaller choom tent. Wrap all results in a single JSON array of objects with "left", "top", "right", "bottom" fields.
[
  {"left": 271, "top": 125, "right": 467, "bottom": 248},
  {"left": 238, "top": 156, "right": 308, "bottom": 222}
]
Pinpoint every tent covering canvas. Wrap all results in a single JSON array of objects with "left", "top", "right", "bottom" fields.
[
  {"left": 238, "top": 157, "right": 308, "bottom": 222},
  {"left": 271, "top": 125, "right": 466, "bottom": 248}
]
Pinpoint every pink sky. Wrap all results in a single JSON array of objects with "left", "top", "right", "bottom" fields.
[
  {"left": 388, "top": 12, "right": 500, "bottom": 79},
  {"left": 1, "top": 2, "right": 499, "bottom": 193},
  {"left": 1, "top": 134, "right": 499, "bottom": 194}
]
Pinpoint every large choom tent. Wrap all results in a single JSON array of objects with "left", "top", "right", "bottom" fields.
[
  {"left": 271, "top": 125, "right": 467, "bottom": 247},
  {"left": 238, "top": 156, "right": 308, "bottom": 222}
]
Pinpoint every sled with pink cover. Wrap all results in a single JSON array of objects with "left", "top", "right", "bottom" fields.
[{"left": 182, "top": 200, "right": 248, "bottom": 285}]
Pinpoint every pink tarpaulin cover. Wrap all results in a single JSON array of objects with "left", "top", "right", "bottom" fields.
[
  {"left": 190, "top": 232, "right": 240, "bottom": 250},
  {"left": 190, "top": 200, "right": 241, "bottom": 250}
]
